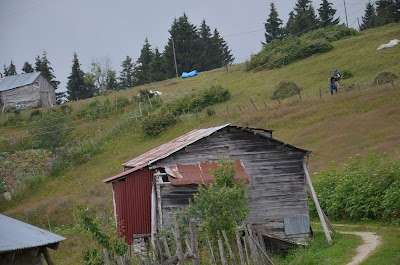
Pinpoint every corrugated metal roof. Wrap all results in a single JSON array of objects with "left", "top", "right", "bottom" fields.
[
  {"left": 0, "top": 72, "right": 41, "bottom": 92},
  {"left": 104, "top": 124, "right": 309, "bottom": 183},
  {"left": 0, "top": 214, "right": 66, "bottom": 253},
  {"left": 123, "top": 124, "right": 230, "bottom": 168},
  {"left": 164, "top": 160, "right": 251, "bottom": 185}
]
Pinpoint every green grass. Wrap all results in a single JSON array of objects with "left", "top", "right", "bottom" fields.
[
  {"left": 271, "top": 231, "right": 361, "bottom": 265},
  {"left": 1, "top": 24, "right": 400, "bottom": 264}
]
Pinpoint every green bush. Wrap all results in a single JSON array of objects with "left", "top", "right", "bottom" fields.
[
  {"left": 142, "top": 112, "right": 178, "bottom": 136},
  {"left": 312, "top": 152, "right": 400, "bottom": 223},
  {"left": 116, "top": 96, "right": 130, "bottom": 108},
  {"left": 271, "top": 81, "right": 302, "bottom": 101},
  {"left": 28, "top": 111, "right": 72, "bottom": 150},
  {"left": 30, "top": 109, "right": 42, "bottom": 119},
  {"left": 206, "top": 107, "right": 216, "bottom": 116},
  {"left": 341, "top": 69, "right": 354, "bottom": 79},
  {"left": 246, "top": 26, "right": 357, "bottom": 71},
  {"left": 163, "top": 85, "right": 230, "bottom": 116},
  {"left": 374, "top": 72, "right": 398, "bottom": 86}
]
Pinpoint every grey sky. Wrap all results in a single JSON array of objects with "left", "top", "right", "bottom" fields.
[{"left": 0, "top": 0, "right": 368, "bottom": 92}]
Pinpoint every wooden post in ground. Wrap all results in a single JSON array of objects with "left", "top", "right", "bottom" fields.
[
  {"left": 249, "top": 97, "right": 258, "bottom": 110},
  {"left": 242, "top": 236, "right": 250, "bottom": 265},
  {"left": 217, "top": 232, "right": 228, "bottom": 265},
  {"left": 160, "top": 237, "right": 171, "bottom": 258},
  {"left": 222, "top": 230, "right": 236, "bottom": 265},
  {"left": 303, "top": 162, "right": 332, "bottom": 244},
  {"left": 235, "top": 228, "right": 245, "bottom": 265},
  {"left": 189, "top": 220, "right": 200, "bottom": 265},
  {"left": 172, "top": 216, "right": 185, "bottom": 265},
  {"left": 306, "top": 187, "right": 336, "bottom": 234},
  {"left": 206, "top": 237, "right": 216, "bottom": 265},
  {"left": 42, "top": 248, "right": 55, "bottom": 265}
]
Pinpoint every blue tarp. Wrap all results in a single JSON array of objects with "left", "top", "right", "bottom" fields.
[{"left": 181, "top": 70, "right": 198, "bottom": 79}]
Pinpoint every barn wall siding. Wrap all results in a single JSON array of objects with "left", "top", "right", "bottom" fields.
[
  {"left": 113, "top": 169, "right": 152, "bottom": 244},
  {"left": 154, "top": 127, "right": 309, "bottom": 242}
]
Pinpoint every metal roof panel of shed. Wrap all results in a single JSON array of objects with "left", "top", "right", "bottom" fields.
[
  {"left": 0, "top": 72, "right": 41, "bottom": 92},
  {"left": 123, "top": 124, "right": 230, "bottom": 168},
  {"left": 0, "top": 214, "right": 66, "bottom": 253}
]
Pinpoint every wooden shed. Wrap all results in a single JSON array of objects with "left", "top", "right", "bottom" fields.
[
  {"left": 104, "top": 124, "right": 320, "bottom": 248},
  {"left": 0, "top": 72, "right": 56, "bottom": 111}
]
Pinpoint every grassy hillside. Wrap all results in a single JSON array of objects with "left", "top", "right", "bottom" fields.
[{"left": 1, "top": 23, "right": 400, "bottom": 264}]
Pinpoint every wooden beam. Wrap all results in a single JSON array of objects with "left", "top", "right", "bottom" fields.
[
  {"left": 42, "top": 248, "right": 55, "bottom": 265},
  {"left": 302, "top": 162, "right": 332, "bottom": 244},
  {"left": 306, "top": 187, "right": 337, "bottom": 234}
]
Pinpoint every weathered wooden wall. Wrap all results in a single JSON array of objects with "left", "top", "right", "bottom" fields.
[{"left": 155, "top": 127, "right": 310, "bottom": 243}]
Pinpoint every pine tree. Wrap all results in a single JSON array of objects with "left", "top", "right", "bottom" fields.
[
  {"left": 285, "top": 11, "right": 296, "bottom": 35},
  {"left": 163, "top": 13, "right": 202, "bottom": 78},
  {"left": 264, "top": 2, "right": 284, "bottom": 43},
  {"left": 210, "top": 29, "right": 235, "bottom": 69},
  {"left": 318, "top": 0, "right": 340, "bottom": 27},
  {"left": 287, "top": 0, "right": 319, "bottom": 35},
  {"left": 67, "top": 53, "right": 93, "bottom": 100},
  {"left": 3, "top": 61, "right": 17, "bottom": 76},
  {"left": 135, "top": 38, "right": 154, "bottom": 85},
  {"left": 119, "top": 56, "right": 136, "bottom": 89},
  {"left": 360, "top": 2, "right": 377, "bottom": 31},
  {"left": 376, "top": 0, "right": 396, "bottom": 26},
  {"left": 149, "top": 48, "right": 166, "bottom": 82},
  {"left": 35, "top": 51, "right": 59, "bottom": 89},
  {"left": 198, "top": 19, "right": 214, "bottom": 71},
  {"left": 106, "top": 70, "right": 118, "bottom": 90},
  {"left": 22, "top": 61, "right": 34, "bottom": 73}
]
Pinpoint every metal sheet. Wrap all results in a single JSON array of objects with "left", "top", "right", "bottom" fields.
[
  {"left": 0, "top": 214, "right": 65, "bottom": 253},
  {"left": 122, "top": 124, "right": 230, "bottom": 168},
  {"left": 164, "top": 160, "right": 251, "bottom": 185},
  {"left": 113, "top": 168, "right": 152, "bottom": 245},
  {"left": 0, "top": 72, "right": 41, "bottom": 92},
  {"left": 284, "top": 215, "right": 310, "bottom": 235}
]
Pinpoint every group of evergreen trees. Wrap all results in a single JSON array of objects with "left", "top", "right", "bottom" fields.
[
  {"left": 67, "top": 13, "right": 234, "bottom": 100},
  {"left": 3, "top": 51, "right": 60, "bottom": 89},
  {"left": 360, "top": 0, "right": 400, "bottom": 31},
  {"left": 264, "top": 0, "right": 340, "bottom": 43}
]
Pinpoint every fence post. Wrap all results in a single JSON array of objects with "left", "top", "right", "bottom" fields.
[
  {"left": 206, "top": 237, "right": 216, "bottom": 265},
  {"left": 249, "top": 97, "right": 258, "bottom": 110},
  {"left": 172, "top": 216, "right": 185, "bottom": 265},
  {"left": 235, "top": 228, "right": 245, "bottom": 265},
  {"left": 217, "top": 232, "right": 228, "bottom": 265},
  {"left": 190, "top": 220, "right": 200, "bottom": 265}
]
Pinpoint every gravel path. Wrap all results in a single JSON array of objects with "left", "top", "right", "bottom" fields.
[{"left": 341, "top": 231, "right": 381, "bottom": 265}]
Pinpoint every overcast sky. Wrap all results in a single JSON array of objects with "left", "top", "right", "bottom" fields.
[{"left": 0, "top": 0, "right": 368, "bottom": 92}]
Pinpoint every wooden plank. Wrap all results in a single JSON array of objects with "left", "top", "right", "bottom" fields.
[
  {"left": 172, "top": 216, "right": 185, "bottom": 265},
  {"left": 189, "top": 220, "right": 200, "bottom": 265},
  {"left": 206, "top": 237, "right": 216, "bottom": 265},
  {"left": 235, "top": 228, "right": 245, "bottom": 265},
  {"left": 160, "top": 237, "right": 171, "bottom": 258},
  {"left": 218, "top": 233, "right": 228, "bottom": 265},
  {"left": 222, "top": 230, "right": 237, "bottom": 265},
  {"left": 303, "top": 162, "right": 332, "bottom": 244},
  {"left": 42, "top": 248, "right": 55, "bottom": 265}
]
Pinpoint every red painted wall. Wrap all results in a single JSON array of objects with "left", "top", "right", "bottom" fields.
[{"left": 112, "top": 168, "right": 152, "bottom": 244}]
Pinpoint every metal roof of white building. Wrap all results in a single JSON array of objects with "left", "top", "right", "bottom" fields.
[
  {"left": 0, "top": 214, "right": 66, "bottom": 253},
  {"left": 0, "top": 72, "right": 41, "bottom": 92}
]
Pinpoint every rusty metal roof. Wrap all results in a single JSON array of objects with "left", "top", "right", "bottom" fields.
[
  {"left": 123, "top": 124, "right": 230, "bottom": 168},
  {"left": 164, "top": 160, "right": 251, "bottom": 185},
  {"left": 104, "top": 124, "right": 309, "bottom": 183},
  {"left": 0, "top": 214, "right": 66, "bottom": 253}
]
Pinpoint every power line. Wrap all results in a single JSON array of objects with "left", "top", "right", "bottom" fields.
[{"left": 0, "top": 0, "right": 59, "bottom": 23}]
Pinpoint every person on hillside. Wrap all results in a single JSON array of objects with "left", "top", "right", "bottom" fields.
[
  {"left": 333, "top": 69, "right": 341, "bottom": 89},
  {"left": 329, "top": 76, "right": 338, "bottom": 95}
]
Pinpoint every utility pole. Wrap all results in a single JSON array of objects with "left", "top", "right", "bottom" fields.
[
  {"left": 172, "top": 37, "right": 179, "bottom": 78},
  {"left": 357, "top": 18, "right": 361, "bottom": 31},
  {"left": 343, "top": 0, "right": 349, "bottom": 27}
]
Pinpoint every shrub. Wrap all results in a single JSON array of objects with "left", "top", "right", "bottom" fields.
[
  {"left": 271, "top": 81, "right": 302, "bottom": 101},
  {"left": 374, "top": 72, "right": 398, "bottom": 86},
  {"left": 116, "top": 96, "right": 130, "bottom": 109},
  {"left": 163, "top": 85, "right": 230, "bottom": 116},
  {"left": 142, "top": 112, "right": 178, "bottom": 136},
  {"left": 206, "top": 107, "right": 216, "bottom": 116},
  {"left": 341, "top": 69, "right": 354, "bottom": 79},
  {"left": 60, "top": 104, "right": 73, "bottom": 115},
  {"left": 30, "top": 109, "right": 42, "bottom": 119},
  {"left": 28, "top": 111, "right": 72, "bottom": 149},
  {"left": 246, "top": 25, "right": 357, "bottom": 71},
  {"left": 312, "top": 152, "right": 400, "bottom": 223}
]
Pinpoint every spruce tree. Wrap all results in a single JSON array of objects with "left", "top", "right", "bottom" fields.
[
  {"left": 285, "top": 11, "right": 296, "bottom": 35},
  {"left": 360, "top": 2, "right": 377, "bottom": 31},
  {"left": 318, "top": 0, "right": 340, "bottom": 27},
  {"left": 288, "top": 0, "right": 319, "bottom": 35},
  {"left": 149, "top": 48, "right": 166, "bottom": 82},
  {"left": 22, "top": 61, "right": 34, "bottom": 73},
  {"left": 198, "top": 19, "right": 214, "bottom": 71},
  {"left": 3, "top": 61, "right": 17, "bottom": 76},
  {"left": 67, "top": 53, "right": 93, "bottom": 100},
  {"left": 135, "top": 38, "right": 154, "bottom": 85},
  {"left": 35, "top": 51, "right": 59, "bottom": 89},
  {"left": 119, "top": 56, "right": 136, "bottom": 89},
  {"left": 395, "top": 0, "right": 400, "bottom": 22},
  {"left": 264, "top": 2, "right": 284, "bottom": 43},
  {"left": 163, "top": 13, "right": 202, "bottom": 78},
  {"left": 210, "top": 29, "right": 235, "bottom": 69},
  {"left": 376, "top": 0, "right": 396, "bottom": 26}
]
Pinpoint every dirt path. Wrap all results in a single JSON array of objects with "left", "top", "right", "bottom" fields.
[{"left": 340, "top": 231, "right": 381, "bottom": 265}]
